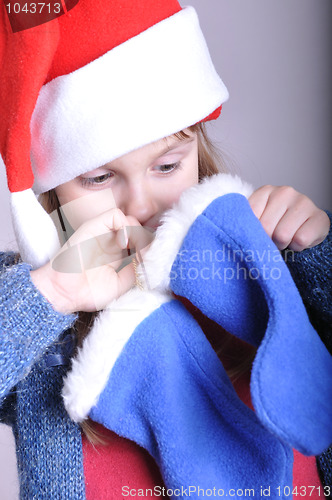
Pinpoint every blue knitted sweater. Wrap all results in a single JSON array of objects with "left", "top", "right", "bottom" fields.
[
  {"left": 0, "top": 212, "right": 331, "bottom": 499},
  {"left": 0, "top": 254, "right": 86, "bottom": 498}
]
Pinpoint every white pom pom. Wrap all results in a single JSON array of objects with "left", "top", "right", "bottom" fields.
[{"left": 10, "top": 189, "right": 61, "bottom": 269}]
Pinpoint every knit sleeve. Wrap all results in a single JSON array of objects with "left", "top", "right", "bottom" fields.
[
  {"left": 283, "top": 211, "right": 332, "bottom": 353},
  {"left": 0, "top": 252, "right": 77, "bottom": 400}
]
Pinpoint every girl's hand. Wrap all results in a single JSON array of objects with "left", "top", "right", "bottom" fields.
[
  {"left": 31, "top": 208, "right": 154, "bottom": 314},
  {"left": 248, "top": 185, "right": 330, "bottom": 251}
]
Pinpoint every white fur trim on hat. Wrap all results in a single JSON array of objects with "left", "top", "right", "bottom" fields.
[{"left": 31, "top": 7, "right": 228, "bottom": 194}]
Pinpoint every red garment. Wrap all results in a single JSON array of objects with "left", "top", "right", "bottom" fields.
[
  {"left": 83, "top": 425, "right": 168, "bottom": 500},
  {"left": 83, "top": 427, "right": 322, "bottom": 500},
  {"left": 83, "top": 302, "right": 322, "bottom": 499}
]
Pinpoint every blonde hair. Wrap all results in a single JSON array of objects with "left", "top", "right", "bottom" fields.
[{"left": 39, "top": 123, "right": 250, "bottom": 444}]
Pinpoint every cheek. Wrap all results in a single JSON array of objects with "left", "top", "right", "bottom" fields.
[
  {"left": 56, "top": 185, "right": 117, "bottom": 230},
  {"left": 175, "top": 158, "right": 199, "bottom": 196},
  {"left": 62, "top": 200, "right": 98, "bottom": 230},
  {"left": 159, "top": 164, "right": 199, "bottom": 209}
]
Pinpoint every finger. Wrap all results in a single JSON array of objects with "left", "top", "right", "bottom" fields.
[
  {"left": 66, "top": 208, "right": 127, "bottom": 249},
  {"left": 114, "top": 215, "right": 141, "bottom": 250},
  {"left": 84, "top": 262, "right": 135, "bottom": 311},
  {"left": 101, "top": 208, "right": 128, "bottom": 232},
  {"left": 93, "top": 211, "right": 139, "bottom": 252},
  {"left": 270, "top": 193, "right": 327, "bottom": 250},
  {"left": 258, "top": 196, "right": 290, "bottom": 239},
  {"left": 83, "top": 208, "right": 130, "bottom": 251},
  {"left": 125, "top": 225, "right": 155, "bottom": 256},
  {"left": 258, "top": 186, "right": 310, "bottom": 241},
  {"left": 248, "top": 185, "right": 274, "bottom": 220},
  {"left": 81, "top": 212, "right": 146, "bottom": 271},
  {"left": 271, "top": 199, "right": 313, "bottom": 250},
  {"left": 81, "top": 233, "right": 127, "bottom": 270},
  {"left": 288, "top": 211, "right": 330, "bottom": 251},
  {"left": 62, "top": 208, "right": 129, "bottom": 271},
  {"left": 116, "top": 262, "right": 136, "bottom": 297}
]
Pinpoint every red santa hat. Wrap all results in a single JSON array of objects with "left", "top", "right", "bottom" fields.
[{"left": 0, "top": 0, "right": 228, "bottom": 268}]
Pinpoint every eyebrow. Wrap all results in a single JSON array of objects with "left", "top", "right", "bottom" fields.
[{"left": 156, "top": 136, "right": 195, "bottom": 157}]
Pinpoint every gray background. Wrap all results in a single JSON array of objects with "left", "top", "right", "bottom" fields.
[{"left": 1, "top": 1, "right": 331, "bottom": 498}]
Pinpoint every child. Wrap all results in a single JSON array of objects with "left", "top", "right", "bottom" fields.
[{"left": 1, "top": 0, "right": 331, "bottom": 498}]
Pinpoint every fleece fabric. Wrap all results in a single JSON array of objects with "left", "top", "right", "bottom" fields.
[
  {"left": 170, "top": 194, "right": 332, "bottom": 454},
  {"left": 89, "top": 298, "right": 294, "bottom": 494},
  {"left": 62, "top": 193, "right": 332, "bottom": 498},
  {"left": 0, "top": 209, "right": 331, "bottom": 498},
  {"left": 82, "top": 352, "right": 323, "bottom": 499}
]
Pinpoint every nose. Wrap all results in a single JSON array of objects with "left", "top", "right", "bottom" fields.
[{"left": 120, "top": 181, "right": 158, "bottom": 225}]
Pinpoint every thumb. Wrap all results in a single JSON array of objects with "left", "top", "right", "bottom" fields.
[{"left": 118, "top": 217, "right": 155, "bottom": 258}]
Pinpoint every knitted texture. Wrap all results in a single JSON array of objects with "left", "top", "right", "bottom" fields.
[
  {"left": 13, "top": 333, "right": 86, "bottom": 499},
  {"left": 317, "top": 447, "right": 332, "bottom": 495},
  {"left": 0, "top": 253, "right": 76, "bottom": 398},
  {"left": 0, "top": 252, "right": 86, "bottom": 499},
  {"left": 282, "top": 212, "right": 332, "bottom": 488},
  {"left": 283, "top": 211, "right": 332, "bottom": 354}
]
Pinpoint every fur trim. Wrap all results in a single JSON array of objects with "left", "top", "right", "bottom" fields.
[
  {"left": 140, "top": 173, "right": 253, "bottom": 291},
  {"left": 62, "top": 173, "right": 251, "bottom": 421},
  {"left": 10, "top": 190, "right": 61, "bottom": 269},
  {"left": 62, "top": 289, "right": 171, "bottom": 422},
  {"left": 30, "top": 7, "right": 228, "bottom": 194}
]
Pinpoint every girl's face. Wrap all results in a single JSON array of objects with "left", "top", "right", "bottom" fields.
[{"left": 55, "top": 130, "right": 199, "bottom": 230}]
